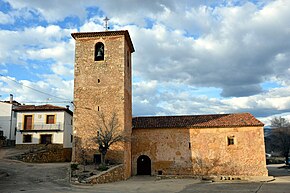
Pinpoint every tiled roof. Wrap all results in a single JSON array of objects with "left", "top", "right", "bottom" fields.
[
  {"left": 14, "top": 104, "right": 73, "bottom": 115},
  {"left": 132, "top": 113, "right": 264, "bottom": 129}
]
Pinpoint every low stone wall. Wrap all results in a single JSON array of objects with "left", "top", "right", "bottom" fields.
[
  {"left": 16, "top": 144, "right": 71, "bottom": 162},
  {"left": 85, "top": 164, "right": 124, "bottom": 184}
]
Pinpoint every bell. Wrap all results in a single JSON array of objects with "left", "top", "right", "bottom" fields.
[{"left": 97, "top": 50, "right": 103, "bottom": 57}]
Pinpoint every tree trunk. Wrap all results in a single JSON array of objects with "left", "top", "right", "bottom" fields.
[{"left": 101, "top": 152, "right": 106, "bottom": 165}]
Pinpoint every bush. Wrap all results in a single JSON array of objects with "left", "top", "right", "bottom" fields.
[
  {"left": 98, "top": 164, "right": 109, "bottom": 171},
  {"left": 71, "top": 163, "right": 79, "bottom": 171}
]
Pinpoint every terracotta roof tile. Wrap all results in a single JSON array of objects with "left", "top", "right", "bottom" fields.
[
  {"left": 14, "top": 104, "right": 73, "bottom": 115},
  {"left": 132, "top": 113, "right": 263, "bottom": 129}
]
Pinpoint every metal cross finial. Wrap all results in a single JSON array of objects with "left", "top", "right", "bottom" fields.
[{"left": 104, "top": 16, "right": 110, "bottom": 31}]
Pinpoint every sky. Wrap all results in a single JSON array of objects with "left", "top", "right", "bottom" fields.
[{"left": 0, "top": 0, "right": 290, "bottom": 126}]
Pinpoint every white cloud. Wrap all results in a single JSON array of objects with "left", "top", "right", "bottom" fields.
[
  {"left": 0, "top": 25, "right": 75, "bottom": 64},
  {"left": 0, "top": 11, "right": 14, "bottom": 24},
  {"left": 4, "top": 0, "right": 95, "bottom": 22},
  {"left": 2, "top": 0, "right": 290, "bottom": 121}
]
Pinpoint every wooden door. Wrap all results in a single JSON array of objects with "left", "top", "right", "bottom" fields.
[{"left": 24, "top": 115, "right": 32, "bottom": 130}]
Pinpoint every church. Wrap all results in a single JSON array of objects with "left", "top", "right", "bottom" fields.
[{"left": 71, "top": 30, "right": 268, "bottom": 180}]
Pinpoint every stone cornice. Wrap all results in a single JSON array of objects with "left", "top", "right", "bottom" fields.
[{"left": 71, "top": 30, "right": 135, "bottom": 53}]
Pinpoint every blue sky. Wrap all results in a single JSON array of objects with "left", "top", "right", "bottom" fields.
[{"left": 0, "top": 0, "right": 290, "bottom": 125}]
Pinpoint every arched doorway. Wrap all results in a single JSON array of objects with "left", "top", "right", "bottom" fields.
[{"left": 137, "top": 155, "right": 151, "bottom": 175}]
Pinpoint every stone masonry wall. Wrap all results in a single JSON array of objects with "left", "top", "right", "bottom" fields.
[
  {"left": 132, "top": 126, "right": 268, "bottom": 177},
  {"left": 72, "top": 31, "right": 133, "bottom": 179},
  {"left": 86, "top": 164, "right": 124, "bottom": 184},
  {"left": 16, "top": 144, "right": 71, "bottom": 162}
]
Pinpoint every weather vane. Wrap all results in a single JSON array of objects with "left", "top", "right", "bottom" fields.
[{"left": 104, "top": 16, "right": 110, "bottom": 31}]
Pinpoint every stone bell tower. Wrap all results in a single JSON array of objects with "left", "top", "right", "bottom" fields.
[{"left": 71, "top": 30, "right": 134, "bottom": 178}]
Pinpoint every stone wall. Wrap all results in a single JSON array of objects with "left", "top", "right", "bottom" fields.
[
  {"left": 132, "top": 126, "right": 268, "bottom": 177},
  {"left": 16, "top": 144, "right": 71, "bottom": 162},
  {"left": 86, "top": 164, "right": 124, "bottom": 184},
  {"left": 72, "top": 31, "right": 133, "bottom": 179}
]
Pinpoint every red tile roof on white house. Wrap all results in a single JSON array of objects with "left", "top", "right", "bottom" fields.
[{"left": 14, "top": 104, "right": 73, "bottom": 115}]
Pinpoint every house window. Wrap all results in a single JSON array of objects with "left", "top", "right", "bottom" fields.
[
  {"left": 23, "top": 135, "right": 32, "bottom": 143},
  {"left": 46, "top": 115, "right": 55, "bottom": 124},
  {"left": 40, "top": 134, "right": 52, "bottom": 144},
  {"left": 227, "top": 136, "right": 235, "bottom": 145},
  {"left": 95, "top": 42, "right": 104, "bottom": 61}
]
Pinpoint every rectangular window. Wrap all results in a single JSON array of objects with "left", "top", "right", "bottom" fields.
[
  {"left": 23, "top": 135, "right": 32, "bottom": 143},
  {"left": 0, "top": 130, "right": 3, "bottom": 136},
  {"left": 227, "top": 136, "right": 235, "bottom": 145},
  {"left": 46, "top": 115, "right": 55, "bottom": 124},
  {"left": 40, "top": 134, "right": 52, "bottom": 144}
]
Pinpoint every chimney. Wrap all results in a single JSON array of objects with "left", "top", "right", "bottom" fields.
[
  {"left": 9, "top": 94, "right": 13, "bottom": 104},
  {"left": 66, "top": 105, "right": 70, "bottom": 110}
]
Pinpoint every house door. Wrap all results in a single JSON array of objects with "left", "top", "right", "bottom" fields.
[
  {"left": 137, "top": 155, "right": 151, "bottom": 175},
  {"left": 40, "top": 134, "right": 52, "bottom": 144},
  {"left": 24, "top": 115, "right": 32, "bottom": 130}
]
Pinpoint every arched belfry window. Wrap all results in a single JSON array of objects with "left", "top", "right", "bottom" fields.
[{"left": 95, "top": 42, "right": 104, "bottom": 61}]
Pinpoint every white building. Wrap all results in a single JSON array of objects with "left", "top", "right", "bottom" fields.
[
  {"left": 15, "top": 104, "right": 73, "bottom": 148},
  {"left": 0, "top": 94, "right": 19, "bottom": 144}
]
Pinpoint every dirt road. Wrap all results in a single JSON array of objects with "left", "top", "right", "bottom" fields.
[{"left": 1, "top": 147, "right": 290, "bottom": 193}]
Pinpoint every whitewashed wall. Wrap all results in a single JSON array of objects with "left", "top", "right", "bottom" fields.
[
  {"left": 16, "top": 131, "right": 63, "bottom": 145},
  {"left": 15, "top": 111, "right": 72, "bottom": 146},
  {"left": 0, "top": 102, "right": 15, "bottom": 140},
  {"left": 63, "top": 111, "right": 73, "bottom": 148}
]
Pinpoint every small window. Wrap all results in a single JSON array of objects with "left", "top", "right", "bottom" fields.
[
  {"left": 46, "top": 115, "right": 55, "bottom": 124},
  {"left": 23, "top": 135, "right": 32, "bottom": 143},
  {"left": 95, "top": 42, "right": 104, "bottom": 61},
  {"left": 13, "top": 112, "right": 17, "bottom": 118},
  {"left": 227, "top": 136, "right": 235, "bottom": 145},
  {"left": 40, "top": 134, "right": 52, "bottom": 144},
  {"left": 0, "top": 130, "right": 3, "bottom": 136}
]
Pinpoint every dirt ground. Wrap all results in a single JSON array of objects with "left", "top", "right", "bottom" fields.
[{"left": 1, "top": 147, "right": 290, "bottom": 193}]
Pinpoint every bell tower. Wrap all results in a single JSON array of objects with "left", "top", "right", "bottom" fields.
[{"left": 72, "top": 30, "right": 134, "bottom": 178}]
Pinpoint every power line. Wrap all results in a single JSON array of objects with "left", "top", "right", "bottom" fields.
[
  {"left": 0, "top": 74, "right": 72, "bottom": 101},
  {"left": 24, "top": 101, "right": 72, "bottom": 104}
]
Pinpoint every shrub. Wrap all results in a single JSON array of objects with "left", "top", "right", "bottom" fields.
[
  {"left": 71, "top": 163, "right": 79, "bottom": 171},
  {"left": 98, "top": 164, "right": 109, "bottom": 171}
]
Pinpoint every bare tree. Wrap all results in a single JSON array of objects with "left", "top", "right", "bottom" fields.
[
  {"left": 270, "top": 117, "right": 290, "bottom": 165},
  {"left": 92, "top": 112, "right": 126, "bottom": 166}
]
